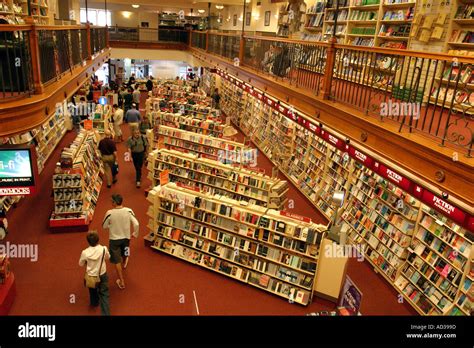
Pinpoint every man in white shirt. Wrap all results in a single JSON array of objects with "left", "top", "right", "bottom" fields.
[
  {"left": 102, "top": 194, "right": 139, "bottom": 290},
  {"left": 78, "top": 231, "right": 111, "bottom": 315},
  {"left": 112, "top": 104, "right": 124, "bottom": 142}
]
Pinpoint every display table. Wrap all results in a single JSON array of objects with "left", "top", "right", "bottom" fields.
[{"left": 0, "top": 272, "right": 16, "bottom": 315}]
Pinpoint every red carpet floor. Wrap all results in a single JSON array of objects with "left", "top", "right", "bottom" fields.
[{"left": 5, "top": 117, "right": 417, "bottom": 316}]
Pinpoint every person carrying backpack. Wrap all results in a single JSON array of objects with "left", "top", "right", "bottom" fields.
[{"left": 126, "top": 128, "right": 149, "bottom": 188}]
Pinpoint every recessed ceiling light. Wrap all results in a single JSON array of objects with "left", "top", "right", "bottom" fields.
[{"left": 132, "top": 4, "right": 140, "bottom": 8}]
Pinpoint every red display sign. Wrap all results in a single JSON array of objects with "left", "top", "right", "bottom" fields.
[
  {"left": 280, "top": 211, "right": 312, "bottom": 223},
  {"left": 375, "top": 163, "right": 412, "bottom": 192},
  {"left": 348, "top": 147, "right": 373, "bottom": 167},
  {"left": 421, "top": 190, "right": 468, "bottom": 226}
]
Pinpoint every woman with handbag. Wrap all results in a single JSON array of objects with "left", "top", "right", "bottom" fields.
[{"left": 79, "top": 231, "right": 111, "bottom": 316}]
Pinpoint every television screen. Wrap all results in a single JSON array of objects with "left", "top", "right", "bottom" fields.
[{"left": 0, "top": 146, "right": 37, "bottom": 195}]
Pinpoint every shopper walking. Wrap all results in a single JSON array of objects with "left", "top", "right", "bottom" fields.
[
  {"left": 78, "top": 230, "right": 111, "bottom": 315},
  {"left": 102, "top": 194, "right": 139, "bottom": 290},
  {"left": 112, "top": 104, "right": 124, "bottom": 142},
  {"left": 123, "top": 88, "right": 133, "bottom": 114},
  {"left": 211, "top": 88, "right": 221, "bottom": 109},
  {"left": 126, "top": 128, "right": 148, "bottom": 188},
  {"left": 132, "top": 84, "right": 141, "bottom": 110},
  {"left": 124, "top": 103, "right": 141, "bottom": 133},
  {"left": 98, "top": 130, "right": 117, "bottom": 188},
  {"left": 146, "top": 76, "right": 154, "bottom": 92}
]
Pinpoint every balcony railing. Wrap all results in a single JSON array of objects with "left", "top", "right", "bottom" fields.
[
  {"left": 108, "top": 26, "right": 189, "bottom": 44},
  {"left": 0, "top": 25, "right": 34, "bottom": 99},
  {"left": 207, "top": 32, "right": 240, "bottom": 62},
  {"left": 191, "top": 31, "right": 207, "bottom": 51},
  {"left": 190, "top": 32, "right": 473, "bottom": 157},
  {"left": 0, "top": 23, "right": 108, "bottom": 99}
]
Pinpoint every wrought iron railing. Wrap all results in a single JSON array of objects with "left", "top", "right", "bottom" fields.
[
  {"left": 207, "top": 32, "right": 240, "bottom": 61},
  {"left": 0, "top": 26, "right": 34, "bottom": 99},
  {"left": 243, "top": 36, "right": 328, "bottom": 96},
  {"left": 194, "top": 33, "right": 473, "bottom": 156},
  {"left": 191, "top": 31, "right": 207, "bottom": 50},
  {"left": 331, "top": 45, "right": 474, "bottom": 156}
]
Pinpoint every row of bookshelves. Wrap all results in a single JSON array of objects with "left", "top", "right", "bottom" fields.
[
  {"left": 147, "top": 148, "right": 289, "bottom": 209},
  {"left": 155, "top": 125, "right": 253, "bottom": 165},
  {"left": 1, "top": 110, "right": 68, "bottom": 214},
  {"left": 146, "top": 182, "right": 327, "bottom": 305},
  {"left": 219, "top": 74, "right": 473, "bottom": 315}
]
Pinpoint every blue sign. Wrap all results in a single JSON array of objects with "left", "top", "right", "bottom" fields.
[
  {"left": 338, "top": 276, "right": 363, "bottom": 315},
  {"left": 98, "top": 96, "right": 107, "bottom": 105}
]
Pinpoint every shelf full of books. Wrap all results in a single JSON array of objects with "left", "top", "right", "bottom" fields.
[
  {"left": 0, "top": 0, "right": 51, "bottom": 25},
  {"left": 147, "top": 148, "right": 289, "bottom": 210},
  {"left": 151, "top": 111, "right": 224, "bottom": 138},
  {"left": 146, "top": 97, "right": 219, "bottom": 125},
  {"left": 91, "top": 104, "right": 113, "bottom": 135},
  {"left": 49, "top": 130, "right": 104, "bottom": 231},
  {"left": 216, "top": 68, "right": 474, "bottom": 316},
  {"left": 1, "top": 109, "right": 67, "bottom": 214},
  {"left": 155, "top": 125, "right": 253, "bottom": 165},
  {"left": 145, "top": 182, "right": 327, "bottom": 305}
]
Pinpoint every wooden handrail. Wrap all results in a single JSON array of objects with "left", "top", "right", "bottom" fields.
[
  {"left": 36, "top": 25, "right": 85, "bottom": 31},
  {"left": 243, "top": 34, "right": 331, "bottom": 47},
  {"left": 333, "top": 43, "right": 474, "bottom": 64},
  {"left": 0, "top": 24, "right": 32, "bottom": 31},
  {"left": 208, "top": 31, "right": 241, "bottom": 37}
]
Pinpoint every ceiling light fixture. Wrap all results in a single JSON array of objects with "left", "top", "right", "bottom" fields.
[
  {"left": 198, "top": 9, "right": 206, "bottom": 14},
  {"left": 122, "top": 11, "right": 132, "bottom": 18},
  {"left": 132, "top": 4, "right": 140, "bottom": 8},
  {"left": 215, "top": 4, "right": 224, "bottom": 10}
]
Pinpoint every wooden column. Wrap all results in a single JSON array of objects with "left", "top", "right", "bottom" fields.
[
  {"left": 27, "top": 22, "right": 44, "bottom": 94},
  {"left": 188, "top": 30, "right": 192, "bottom": 48},
  {"left": 321, "top": 37, "right": 336, "bottom": 100},
  {"left": 86, "top": 23, "right": 92, "bottom": 60},
  {"left": 205, "top": 31, "right": 209, "bottom": 52}
]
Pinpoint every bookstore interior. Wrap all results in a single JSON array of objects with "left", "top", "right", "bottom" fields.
[{"left": 0, "top": 0, "right": 473, "bottom": 336}]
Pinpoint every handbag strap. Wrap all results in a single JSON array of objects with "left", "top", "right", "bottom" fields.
[{"left": 97, "top": 247, "right": 105, "bottom": 277}]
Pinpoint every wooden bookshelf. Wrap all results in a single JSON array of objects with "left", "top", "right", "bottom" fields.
[
  {"left": 1, "top": 109, "right": 67, "bottom": 214},
  {"left": 147, "top": 148, "right": 289, "bottom": 210},
  {"left": 0, "top": 0, "right": 51, "bottom": 24},
  {"left": 146, "top": 182, "right": 327, "bottom": 305},
  {"left": 218, "top": 72, "right": 474, "bottom": 316},
  {"left": 49, "top": 130, "right": 104, "bottom": 230},
  {"left": 156, "top": 125, "right": 253, "bottom": 165}
]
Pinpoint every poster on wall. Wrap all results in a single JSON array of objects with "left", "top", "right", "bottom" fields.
[
  {"left": 264, "top": 11, "right": 271, "bottom": 26},
  {"left": 337, "top": 276, "right": 362, "bottom": 315},
  {"left": 245, "top": 12, "right": 251, "bottom": 26}
]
